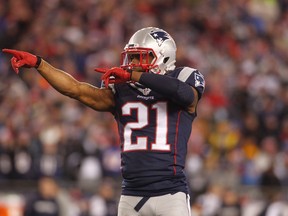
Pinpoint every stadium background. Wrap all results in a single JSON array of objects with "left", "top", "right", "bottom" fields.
[{"left": 0, "top": 0, "right": 288, "bottom": 215}]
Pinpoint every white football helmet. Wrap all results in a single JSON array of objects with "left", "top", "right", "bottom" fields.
[{"left": 121, "top": 27, "right": 177, "bottom": 74}]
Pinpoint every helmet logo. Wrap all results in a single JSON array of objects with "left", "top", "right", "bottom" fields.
[{"left": 150, "top": 31, "right": 170, "bottom": 47}]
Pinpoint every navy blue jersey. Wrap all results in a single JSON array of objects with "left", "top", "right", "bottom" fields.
[{"left": 111, "top": 67, "right": 205, "bottom": 197}]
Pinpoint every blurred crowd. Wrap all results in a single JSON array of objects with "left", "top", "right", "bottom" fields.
[{"left": 1, "top": 0, "right": 288, "bottom": 215}]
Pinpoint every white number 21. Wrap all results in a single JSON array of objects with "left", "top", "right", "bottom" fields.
[{"left": 122, "top": 102, "right": 171, "bottom": 152}]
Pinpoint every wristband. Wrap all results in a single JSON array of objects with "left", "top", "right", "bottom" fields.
[{"left": 35, "top": 56, "right": 42, "bottom": 68}]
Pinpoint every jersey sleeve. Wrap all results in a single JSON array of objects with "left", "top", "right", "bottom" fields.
[{"left": 176, "top": 67, "right": 205, "bottom": 99}]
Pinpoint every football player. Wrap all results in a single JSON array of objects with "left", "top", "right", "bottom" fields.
[{"left": 3, "top": 27, "right": 205, "bottom": 216}]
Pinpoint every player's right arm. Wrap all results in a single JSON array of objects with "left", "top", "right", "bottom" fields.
[
  {"left": 2, "top": 49, "right": 115, "bottom": 112},
  {"left": 37, "top": 60, "right": 115, "bottom": 112}
]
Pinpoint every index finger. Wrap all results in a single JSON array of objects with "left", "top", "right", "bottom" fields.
[
  {"left": 2, "top": 49, "right": 22, "bottom": 59},
  {"left": 94, "top": 68, "right": 108, "bottom": 74},
  {"left": 101, "top": 70, "right": 113, "bottom": 81}
]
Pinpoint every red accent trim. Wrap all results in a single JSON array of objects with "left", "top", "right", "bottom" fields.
[{"left": 173, "top": 111, "right": 181, "bottom": 175}]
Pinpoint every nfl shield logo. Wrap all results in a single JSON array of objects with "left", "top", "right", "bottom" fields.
[{"left": 143, "top": 88, "right": 151, "bottom": 95}]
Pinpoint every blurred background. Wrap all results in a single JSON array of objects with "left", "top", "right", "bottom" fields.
[{"left": 1, "top": 0, "right": 288, "bottom": 215}]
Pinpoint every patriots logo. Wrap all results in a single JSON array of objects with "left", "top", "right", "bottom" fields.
[
  {"left": 194, "top": 72, "right": 205, "bottom": 88},
  {"left": 150, "top": 31, "right": 170, "bottom": 46}
]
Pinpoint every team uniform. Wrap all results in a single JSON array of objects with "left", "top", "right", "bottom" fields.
[
  {"left": 109, "top": 66, "right": 205, "bottom": 215},
  {"left": 2, "top": 26, "right": 205, "bottom": 216}
]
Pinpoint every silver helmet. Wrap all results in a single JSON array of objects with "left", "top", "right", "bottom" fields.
[{"left": 121, "top": 27, "right": 177, "bottom": 74}]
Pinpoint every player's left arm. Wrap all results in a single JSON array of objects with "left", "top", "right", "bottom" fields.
[
  {"left": 96, "top": 66, "right": 205, "bottom": 113},
  {"left": 131, "top": 71, "right": 204, "bottom": 114}
]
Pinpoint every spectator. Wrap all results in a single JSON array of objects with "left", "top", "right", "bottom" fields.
[{"left": 23, "top": 177, "right": 60, "bottom": 216}]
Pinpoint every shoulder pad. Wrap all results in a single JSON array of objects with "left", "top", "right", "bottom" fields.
[{"left": 177, "top": 67, "right": 205, "bottom": 98}]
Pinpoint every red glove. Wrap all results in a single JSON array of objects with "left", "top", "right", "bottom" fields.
[
  {"left": 95, "top": 67, "right": 131, "bottom": 88},
  {"left": 2, "top": 49, "right": 41, "bottom": 74}
]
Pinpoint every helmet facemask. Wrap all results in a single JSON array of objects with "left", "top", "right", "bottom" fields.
[{"left": 120, "top": 47, "right": 157, "bottom": 72}]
